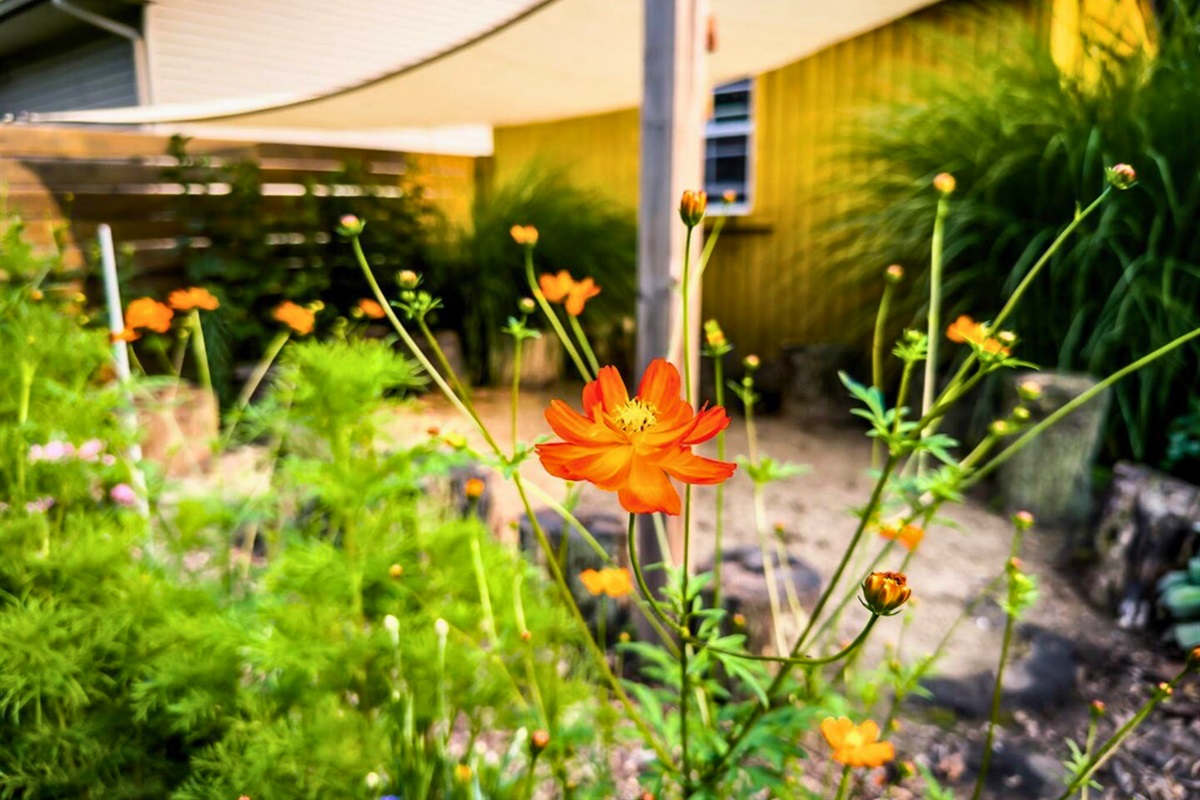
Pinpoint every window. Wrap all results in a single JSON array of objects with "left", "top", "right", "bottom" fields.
[{"left": 704, "top": 78, "right": 753, "bottom": 215}]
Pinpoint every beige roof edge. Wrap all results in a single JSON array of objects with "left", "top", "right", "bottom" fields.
[{"left": 26, "top": 0, "right": 940, "bottom": 130}]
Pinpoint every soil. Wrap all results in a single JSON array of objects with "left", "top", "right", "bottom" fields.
[{"left": 194, "top": 383, "right": 1199, "bottom": 799}]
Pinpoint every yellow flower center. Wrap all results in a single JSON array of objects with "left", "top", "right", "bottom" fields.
[
  {"left": 612, "top": 398, "right": 659, "bottom": 433},
  {"left": 844, "top": 730, "right": 866, "bottom": 748}
]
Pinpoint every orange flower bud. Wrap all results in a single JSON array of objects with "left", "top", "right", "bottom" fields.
[
  {"left": 732, "top": 613, "right": 746, "bottom": 627},
  {"left": 465, "top": 478, "right": 485, "bottom": 499},
  {"left": 1012, "top": 511, "right": 1035, "bottom": 531},
  {"left": 1188, "top": 645, "right": 1200, "bottom": 671},
  {"left": 389, "top": 563, "right": 404, "bottom": 578},
  {"left": 358, "top": 298, "right": 386, "bottom": 319},
  {"left": 530, "top": 729, "right": 550, "bottom": 753},
  {"left": 1090, "top": 699, "right": 1106, "bottom": 716},
  {"left": 272, "top": 301, "right": 316, "bottom": 336},
  {"left": 518, "top": 297, "right": 537, "bottom": 315},
  {"left": 1105, "top": 163, "right": 1137, "bottom": 190},
  {"left": 337, "top": 214, "right": 364, "bottom": 237},
  {"left": 861, "top": 571, "right": 911, "bottom": 616},
  {"left": 397, "top": 270, "right": 420, "bottom": 289},
  {"left": 679, "top": 190, "right": 708, "bottom": 228},
  {"left": 933, "top": 172, "right": 956, "bottom": 194},
  {"left": 520, "top": 629, "right": 532, "bottom": 642},
  {"left": 743, "top": 354, "right": 760, "bottom": 370},
  {"left": 884, "top": 264, "right": 904, "bottom": 284},
  {"left": 510, "top": 224, "right": 539, "bottom": 246},
  {"left": 1157, "top": 682, "right": 1173, "bottom": 697},
  {"left": 1018, "top": 380, "right": 1043, "bottom": 402},
  {"left": 722, "top": 189, "right": 738, "bottom": 204},
  {"left": 454, "top": 764, "right": 472, "bottom": 782},
  {"left": 29, "top": 287, "right": 44, "bottom": 301}
]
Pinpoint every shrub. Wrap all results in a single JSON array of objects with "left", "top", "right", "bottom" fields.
[{"left": 822, "top": 9, "right": 1200, "bottom": 465}]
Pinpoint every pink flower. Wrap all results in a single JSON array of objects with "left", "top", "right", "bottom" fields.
[
  {"left": 77, "top": 439, "right": 104, "bottom": 461},
  {"left": 28, "top": 444, "right": 44, "bottom": 462},
  {"left": 25, "top": 497, "right": 55, "bottom": 513},
  {"left": 40, "top": 441, "right": 72, "bottom": 462},
  {"left": 109, "top": 483, "right": 138, "bottom": 507},
  {"left": 101, "top": 454, "right": 117, "bottom": 467}
]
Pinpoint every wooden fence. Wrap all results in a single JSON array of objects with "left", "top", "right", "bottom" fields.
[{"left": 0, "top": 124, "right": 486, "bottom": 276}]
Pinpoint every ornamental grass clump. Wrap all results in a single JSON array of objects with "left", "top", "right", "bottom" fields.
[{"left": 340, "top": 158, "right": 1200, "bottom": 798}]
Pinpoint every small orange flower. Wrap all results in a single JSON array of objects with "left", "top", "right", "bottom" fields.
[
  {"left": 538, "top": 270, "right": 601, "bottom": 316},
  {"left": 273, "top": 301, "right": 316, "bottom": 336},
  {"left": 980, "top": 337, "right": 1012, "bottom": 358},
  {"left": 111, "top": 328, "right": 141, "bottom": 343},
  {"left": 464, "top": 478, "right": 485, "bottom": 499},
  {"left": 820, "top": 717, "right": 895, "bottom": 768},
  {"left": 124, "top": 297, "right": 174, "bottom": 333},
  {"left": 358, "top": 298, "right": 386, "bottom": 319},
  {"left": 510, "top": 225, "right": 539, "bottom": 246},
  {"left": 862, "top": 571, "right": 912, "bottom": 616},
  {"left": 579, "top": 567, "right": 634, "bottom": 598},
  {"left": 167, "top": 287, "right": 219, "bottom": 312},
  {"left": 537, "top": 359, "right": 735, "bottom": 515},
  {"left": 946, "top": 314, "right": 986, "bottom": 344},
  {"left": 879, "top": 523, "right": 924, "bottom": 552}
]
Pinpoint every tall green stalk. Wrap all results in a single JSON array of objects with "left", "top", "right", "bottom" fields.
[
  {"left": 712, "top": 354, "right": 728, "bottom": 610},
  {"left": 917, "top": 193, "right": 949, "bottom": 477},
  {"left": 523, "top": 248, "right": 592, "bottom": 381}
]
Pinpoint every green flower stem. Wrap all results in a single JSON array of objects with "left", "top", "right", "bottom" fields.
[
  {"left": 754, "top": 482, "right": 789, "bottom": 655},
  {"left": 1053, "top": 671, "right": 1187, "bottom": 800},
  {"left": 1080, "top": 713, "right": 1100, "bottom": 800},
  {"left": 678, "top": 222, "right": 699, "bottom": 796},
  {"left": 712, "top": 354, "right": 728, "bottom": 610},
  {"left": 567, "top": 313, "right": 601, "bottom": 376},
  {"left": 932, "top": 188, "right": 1112, "bottom": 415},
  {"left": 417, "top": 316, "right": 471, "bottom": 402},
  {"left": 469, "top": 510, "right": 500, "bottom": 650},
  {"left": 694, "top": 212, "right": 728, "bottom": 285},
  {"left": 171, "top": 326, "right": 191, "bottom": 377},
  {"left": 701, "top": 457, "right": 898, "bottom": 787},
  {"left": 917, "top": 194, "right": 949, "bottom": 478},
  {"left": 510, "top": 335, "right": 524, "bottom": 451},
  {"left": 524, "top": 248, "right": 592, "bottom": 381},
  {"left": 693, "top": 614, "right": 879, "bottom": 667},
  {"left": 188, "top": 309, "right": 213, "bottom": 393},
  {"left": 222, "top": 329, "right": 291, "bottom": 446},
  {"left": 970, "top": 526, "right": 1027, "bottom": 800},
  {"left": 626, "top": 515, "right": 686, "bottom": 639},
  {"left": 872, "top": 281, "right": 898, "bottom": 469},
  {"left": 355, "top": 235, "right": 677, "bottom": 770},
  {"left": 964, "top": 325, "right": 1200, "bottom": 489},
  {"left": 512, "top": 572, "right": 549, "bottom": 725},
  {"left": 833, "top": 765, "right": 853, "bottom": 800}
]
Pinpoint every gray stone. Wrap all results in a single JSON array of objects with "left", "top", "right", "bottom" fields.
[{"left": 996, "top": 371, "right": 1111, "bottom": 526}]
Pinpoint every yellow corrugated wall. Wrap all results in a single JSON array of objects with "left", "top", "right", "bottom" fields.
[{"left": 490, "top": 0, "right": 1144, "bottom": 358}]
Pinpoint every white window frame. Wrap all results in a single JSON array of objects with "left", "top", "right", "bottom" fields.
[{"left": 704, "top": 78, "right": 755, "bottom": 217}]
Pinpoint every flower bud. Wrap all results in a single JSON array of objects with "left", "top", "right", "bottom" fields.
[
  {"left": 722, "top": 189, "right": 738, "bottom": 204},
  {"left": 933, "top": 172, "right": 956, "bottom": 194},
  {"left": 389, "top": 563, "right": 404, "bottom": 578},
  {"left": 29, "top": 288, "right": 44, "bottom": 301},
  {"left": 1017, "top": 380, "right": 1042, "bottom": 402},
  {"left": 903, "top": 329, "right": 924, "bottom": 343},
  {"left": 989, "top": 420, "right": 1010, "bottom": 437},
  {"left": 618, "top": 631, "right": 631, "bottom": 643},
  {"left": 520, "top": 629, "right": 532, "bottom": 642},
  {"left": 383, "top": 614, "right": 400, "bottom": 641},
  {"left": 365, "top": 772, "right": 381, "bottom": 789},
  {"left": 1090, "top": 699, "right": 1106, "bottom": 716},
  {"left": 1156, "top": 682, "right": 1173, "bottom": 697},
  {"left": 861, "top": 571, "right": 911, "bottom": 616},
  {"left": 703, "top": 319, "right": 728, "bottom": 349},
  {"left": 435, "top": 618, "right": 450, "bottom": 638},
  {"left": 443, "top": 432, "right": 467, "bottom": 450},
  {"left": 743, "top": 354, "right": 760, "bottom": 371},
  {"left": 510, "top": 224, "right": 539, "bottom": 246},
  {"left": 1186, "top": 645, "right": 1200, "bottom": 671},
  {"left": 397, "top": 270, "right": 419, "bottom": 289},
  {"left": 455, "top": 764, "right": 472, "bottom": 782},
  {"left": 337, "top": 214, "right": 365, "bottom": 238},
  {"left": 732, "top": 613, "right": 746, "bottom": 627},
  {"left": 1012, "top": 510, "right": 1035, "bottom": 531},
  {"left": 530, "top": 729, "right": 550, "bottom": 753},
  {"left": 996, "top": 330, "right": 1017, "bottom": 347},
  {"left": 1105, "top": 163, "right": 1137, "bottom": 190},
  {"left": 1011, "top": 406, "right": 1031, "bottom": 423},
  {"left": 884, "top": 264, "right": 904, "bottom": 284},
  {"left": 518, "top": 297, "right": 537, "bottom": 315},
  {"left": 465, "top": 478, "right": 485, "bottom": 499},
  {"left": 679, "top": 190, "right": 708, "bottom": 228}
]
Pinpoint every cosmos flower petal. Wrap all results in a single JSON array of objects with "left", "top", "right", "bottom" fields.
[
  {"left": 636, "top": 358, "right": 682, "bottom": 412},
  {"left": 536, "top": 443, "right": 631, "bottom": 490},
  {"left": 658, "top": 449, "right": 738, "bottom": 485},
  {"left": 545, "top": 400, "right": 617, "bottom": 444},
  {"left": 617, "top": 458, "right": 680, "bottom": 515},
  {"left": 820, "top": 717, "right": 853, "bottom": 750},
  {"left": 683, "top": 405, "right": 731, "bottom": 445},
  {"left": 590, "top": 366, "right": 630, "bottom": 415}
]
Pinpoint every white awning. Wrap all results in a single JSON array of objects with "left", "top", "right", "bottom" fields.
[{"left": 27, "top": 0, "right": 937, "bottom": 138}]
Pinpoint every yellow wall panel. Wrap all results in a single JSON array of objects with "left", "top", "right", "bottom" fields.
[{"left": 490, "top": 0, "right": 1145, "bottom": 358}]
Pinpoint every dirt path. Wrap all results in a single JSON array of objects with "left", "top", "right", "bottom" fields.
[{"left": 376, "top": 383, "right": 1102, "bottom": 681}]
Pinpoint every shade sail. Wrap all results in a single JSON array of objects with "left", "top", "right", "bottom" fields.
[{"left": 28, "top": 0, "right": 937, "bottom": 131}]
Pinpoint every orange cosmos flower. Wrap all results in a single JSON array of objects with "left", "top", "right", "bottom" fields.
[
  {"left": 879, "top": 523, "right": 924, "bottom": 552},
  {"left": 358, "top": 298, "right": 386, "bottom": 319},
  {"left": 167, "top": 287, "right": 219, "bottom": 312},
  {"left": 579, "top": 567, "right": 634, "bottom": 598},
  {"left": 538, "top": 270, "right": 602, "bottom": 317},
  {"left": 124, "top": 297, "right": 174, "bottom": 334},
  {"left": 536, "top": 359, "right": 736, "bottom": 515},
  {"left": 946, "top": 314, "right": 986, "bottom": 344},
  {"left": 273, "top": 301, "right": 316, "bottom": 336},
  {"left": 820, "top": 717, "right": 895, "bottom": 768},
  {"left": 111, "top": 328, "right": 140, "bottom": 343},
  {"left": 510, "top": 224, "right": 539, "bottom": 246}
]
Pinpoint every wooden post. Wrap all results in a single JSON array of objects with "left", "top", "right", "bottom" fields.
[{"left": 635, "top": 0, "right": 707, "bottom": 624}]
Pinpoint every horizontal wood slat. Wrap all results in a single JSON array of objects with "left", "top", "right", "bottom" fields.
[{"left": 0, "top": 125, "right": 484, "bottom": 278}]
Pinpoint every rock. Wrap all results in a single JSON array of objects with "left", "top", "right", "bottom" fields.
[
  {"left": 490, "top": 335, "right": 563, "bottom": 388},
  {"left": 779, "top": 343, "right": 856, "bottom": 424},
  {"left": 996, "top": 371, "right": 1110, "bottom": 526},
  {"left": 695, "top": 544, "right": 822, "bottom": 655},
  {"left": 1087, "top": 461, "right": 1200, "bottom": 630},
  {"left": 917, "top": 625, "right": 1079, "bottom": 718}
]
